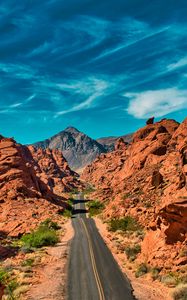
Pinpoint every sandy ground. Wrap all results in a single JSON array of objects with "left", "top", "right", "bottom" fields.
[
  {"left": 94, "top": 216, "right": 173, "bottom": 300},
  {"left": 25, "top": 220, "right": 74, "bottom": 300}
]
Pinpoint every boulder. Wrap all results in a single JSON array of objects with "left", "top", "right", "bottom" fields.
[{"left": 146, "top": 117, "right": 154, "bottom": 125}]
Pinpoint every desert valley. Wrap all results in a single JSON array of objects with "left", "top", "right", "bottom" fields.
[
  {"left": 1, "top": 0, "right": 187, "bottom": 299},
  {"left": 0, "top": 117, "right": 186, "bottom": 300}
]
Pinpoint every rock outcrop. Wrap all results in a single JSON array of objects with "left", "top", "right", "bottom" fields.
[
  {"left": 0, "top": 138, "right": 43, "bottom": 202},
  {"left": 82, "top": 118, "right": 187, "bottom": 271},
  {"left": 0, "top": 136, "right": 78, "bottom": 236},
  {"left": 146, "top": 116, "right": 154, "bottom": 125},
  {"left": 29, "top": 146, "right": 80, "bottom": 194}
]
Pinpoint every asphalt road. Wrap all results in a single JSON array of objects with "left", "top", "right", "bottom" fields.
[{"left": 67, "top": 194, "right": 135, "bottom": 300}]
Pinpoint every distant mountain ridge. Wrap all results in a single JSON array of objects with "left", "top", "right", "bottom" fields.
[
  {"left": 32, "top": 127, "right": 133, "bottom": 172},
  {"left": 97, "top": 133, "right": 133, "bottom": 152}
]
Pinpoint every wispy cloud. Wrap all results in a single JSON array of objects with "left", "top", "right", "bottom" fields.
[
  {"left": 167, "top": 56, "right": 187, "bottom": 71},
  {"left": 9, "top": 103, "right": 22, "bottom": 108},
  {"left": 0, "top": 63, "right": 36, "bottom": 80},
  {"left": 51, "top": 16, "right": 109, "bottom": 60},
  {"left": 56, "top": 77, "right": 109, "bottom": 116},
  {"left": 0, "top": 0, "right": 187, "bottom": 143},
  {"left": 27, "top": 41, "right": 53, "bottom": 57},
  {"left": 89, "top": 18, "right": 169, "bottom": 63},
  {"left": 126, "top": 88, "right": 187, "bottom": 118},
  {"left": 0, "top": 94, "right": 36, "bottom": 114}
]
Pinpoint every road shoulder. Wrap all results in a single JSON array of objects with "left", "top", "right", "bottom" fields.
[
  {"left": 24, "top": 219, "right": 74, "bottom": 300},
  {"left": 94, "top": 216, "right": 172, "bottom": 300}
]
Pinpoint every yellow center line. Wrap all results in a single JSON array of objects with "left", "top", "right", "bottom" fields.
[{"left": 80, "top": 218, "right": 105, "bottom": 300}]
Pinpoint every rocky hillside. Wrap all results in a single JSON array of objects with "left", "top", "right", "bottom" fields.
[
  {"left": 32, "top": 127, "right": 132, "bottom": 172},
  {"left": 82, "top": 118, "right": 187, "bottom": 272},
  {"left": 97, "top": 133, "right": 133, "bottom": 152},
  {"left": 0, "top": 136, "right": 79, "bottom": 236},
  {"left": 29, "top": 146, "right": 80, "bottom": 194}
]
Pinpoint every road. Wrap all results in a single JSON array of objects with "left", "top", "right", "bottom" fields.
[{"left": 67, "top": 194, "right": 135, "bottom": 300}]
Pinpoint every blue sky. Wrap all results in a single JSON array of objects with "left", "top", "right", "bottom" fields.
[{"left": 0, "top": 0, "right": 187, "bottom": 143}]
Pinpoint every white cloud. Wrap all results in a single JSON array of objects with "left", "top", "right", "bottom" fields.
[
  {"left": 9, "top": 103, "right": 22, "bottom": 108},
  {"left": 126, "top": 88, "right": 187, "bottom": 118},
  {"left": 9, "top": 94, "right": 36, "bottom": 109},
  {"left": 0, "top": 94, "right": 36, "bottom": 114},
  {"left": 56, "top": 93, "right": 100, "bottom": 116},
  {"left": 167, "top": 57, "right": 187, "bottom": 71},
  {"left": 25, "top": 94, "right": 36, "bottom": 103}
]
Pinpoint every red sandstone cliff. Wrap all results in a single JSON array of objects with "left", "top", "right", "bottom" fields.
[
  {"left": 0, "top": 137, "right": 78, "bottom": 236},
  {"left": 29, "top": 146, "right": 80, "bottom": 194},
  {"left": 82, "top": 118, "right": 187, "bottom": 271}
]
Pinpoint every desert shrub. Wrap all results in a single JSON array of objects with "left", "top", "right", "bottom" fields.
[
  {"left": 70, "top": 188, "right": 79, "bottom": 194},
  {"left": 82, "top": 186, "right": 95, "bottom": 195},
  {"left": 6, "top": 279, "right": 18, "bottom": 297},
  {"left": 122, "top": 193, "right": 131, "bottom": 200},
  {"left": 144, "top": 201, "right": 152, "bottom": 208},
  {"left": 135, "top": 263, "right": 149, "bottom": 278},
  {"left": 135, "top": 230, "right": 145, "bottom": 239},
  {"left": 161, "top": 273, "right": 179, "bottom": 287},
  {"left": 0, "top": 268, "right": 18, "bottom": 299},
  {"left": 180, "top": 275, "right": 187, "bottom": 284},
  {"left": 0, "top": 268, "right": 9, "bottom": 284},
  {"left": 87, "top": 200, "right": 104, "bottom": 216},
  {"left": 10, "top": 239, "right": 24, "bottom": 249},
  {"left": 58, "top": 200, "right": 73, "bottom": 218},
  {"left": 179, "top": 248, "right": 187, "bottom": 258},
  {"left": 21, "top": 258, "right": 34, "bottom": 267},
  {"left": 151, "top": 267, "right": 161, "bottom": 280},
  {"left": 172, "top": 284, "right": 187, "bottom": 300},
  {"left": 62, "top": 209, "right": 73, "bottom": 218},
  {"left": 125, "top": 244, "right": 141, "bottom": 261},
  {"left": 109, "top": 216, "right": 141, "bottom": 232},
  {"left": 40, "top": 218, "right": 61, "bottom": 230},
  {"left": 67, "top": 198, "right": 74, "bottom": 206},
  {"left": 21, "top": 223, "right": 59, "bottom": 248}
]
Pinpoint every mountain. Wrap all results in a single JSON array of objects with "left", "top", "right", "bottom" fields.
[
  {"left": 32, "top": 127, "right": 132, "bottom": 172},
  {"left": 96, "top": 133, "right": 133, "bottom": 151},
  {"left": 81, "top": 118, "right": 187, "bottom": 273},
  {"left": 33, "top": 127, "right": 108, "bottom": 172}
]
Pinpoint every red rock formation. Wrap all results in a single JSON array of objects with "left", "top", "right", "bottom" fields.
[
  {"left": 29, "top": 146, "right": 80, "bottom": 194},
  {"left": 0, "top": 138, "right": 42, "bottom": 202},
  {"left": 0, "top": 284, "right": 4, "bottom": 299},
  {"left": 114, "top": 138, "right": 128, "bottom": 151},
  {"left": 146, "top": 116, "right": 154, "bottom": 125},
  {"left": 0, "top": 137, "right": 78, "bottom": 237},
  {"left": 82, "top": 118, "right": 187, "bottom": 271}
]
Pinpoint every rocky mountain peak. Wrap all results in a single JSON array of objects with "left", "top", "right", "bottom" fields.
[
  {"left": 32, "top": 127, "right": 133, "bottom": 172},
  {"left": 63, "top": 126, "right": 80, "bottom": 134}
]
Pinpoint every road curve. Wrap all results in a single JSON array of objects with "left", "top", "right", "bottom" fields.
[{"left": 67, "top": 194, "right": 135, "bottom": 300}]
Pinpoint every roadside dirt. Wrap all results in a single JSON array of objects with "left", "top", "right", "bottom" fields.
[
  {"left": 94, "top": 216, "right": 173, "bottom": 300},
  {"left": 25, "top": 219, "right": 74, "bottom": 300}
]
